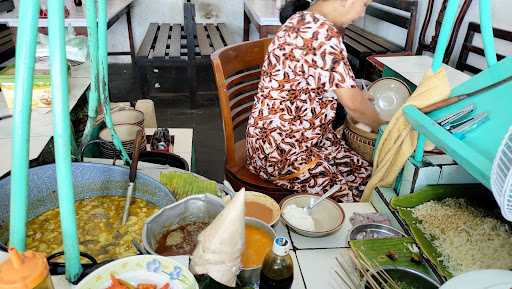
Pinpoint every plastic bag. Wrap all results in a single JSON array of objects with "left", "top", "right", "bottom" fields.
[{"left": 36, "top": 26, "right": 88, "bottom": 63}]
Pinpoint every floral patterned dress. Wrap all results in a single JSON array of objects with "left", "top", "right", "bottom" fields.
[{"left": 245, "top": 11, "right": 371, "bottom": 202}]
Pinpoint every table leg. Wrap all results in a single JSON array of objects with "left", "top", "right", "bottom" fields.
[
  {"left": 126, "top": 7, "right": 135, "bottom": 64},
  {"left": 243, "top": 10, "right": 250, "bottom": 41}
]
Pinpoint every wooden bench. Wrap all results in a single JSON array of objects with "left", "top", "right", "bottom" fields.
[
  {"left": 135, "top": 1, "right": 231, "bottom": 107},
  {"left": 0, "top": 24, "right": 14, "bottom": 64},
  {"left": 343, "top": 0, "right": 418, "bottom": 77},
  {"left": 456, "top": 22, "right": 511, "bottom": 74}
]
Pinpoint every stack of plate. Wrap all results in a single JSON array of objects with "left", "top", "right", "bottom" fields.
[
  {"left": 98, "top": 124, "right": 146, "bottom": 158},
  {"left": 111, "top": 109, "right": 145, "bottom": 127}
]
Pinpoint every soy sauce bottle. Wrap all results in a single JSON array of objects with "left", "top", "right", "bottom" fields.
[{"left": 259, "top": 237, "right": 293, "bottom": 289}]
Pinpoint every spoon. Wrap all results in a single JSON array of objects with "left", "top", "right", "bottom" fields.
[
  {"left": 304, "top": 185, "right": 341, "bottom": 215},
  {"left": 223, "top": 180, "right": 236, "bottom": 198}
]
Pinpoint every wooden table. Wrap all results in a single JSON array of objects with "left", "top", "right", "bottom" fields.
[
  {"left": 243, "top": 0, "right": 282, "bottom": 41},
  {"left": 51, "top": 202, "right": 380, "bottom": 289},
  {"left": 0, "top": 63, "right": 91, "bottom": 178},
  {"left": 0, "top": 0, "right": 135, "bottom": 62},
  {"left": 377, "top": 55, "right": 471, "bottom": 89}
]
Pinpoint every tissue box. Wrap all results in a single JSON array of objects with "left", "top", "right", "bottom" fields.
[{"left": 0, "top": 65, "right": 52, "bottom": 109}]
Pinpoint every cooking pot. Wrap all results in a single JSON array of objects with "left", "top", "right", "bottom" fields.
[{"left": 0, "top": 162, "right": 176, "bottom": 279}]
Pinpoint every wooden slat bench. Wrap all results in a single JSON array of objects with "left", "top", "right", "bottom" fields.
[
  {"left": 343, "top": 0, "right": 417, "bottom": 77},
  {"left": 456, "top": 22, "right": 510, "bottom": 75},
  {"left": 135, "top": 1, "right": 232, "bottom": 107}
]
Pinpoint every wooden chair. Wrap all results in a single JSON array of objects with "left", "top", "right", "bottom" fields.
[
  {"left": 456, "top": 22, "right": 511, "bottom": 74},
  {"left": 211, "top": 38, "right": 290, "bottom": 202},
  {"left": 364, "top": 0, "right": 472, "bottom": 80},
  {"left": 343, "top": 0, "right": 418, "bottom": 77}
]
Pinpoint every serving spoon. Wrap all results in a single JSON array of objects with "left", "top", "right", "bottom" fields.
[{"left": 304, "top": 185, "right": 341, "bottom": 215}]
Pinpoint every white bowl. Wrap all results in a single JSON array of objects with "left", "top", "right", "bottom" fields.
[
  {"left": 368, "top": 77, "right": 411, "bottom": 121},
  {"left": 76, "top": 255, "right": 198, "bottom": 289},
  {"left": 279, "top": 193, "right": 344, "bottom": 237}
]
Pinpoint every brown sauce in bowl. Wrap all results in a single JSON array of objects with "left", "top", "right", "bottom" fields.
[
  {"left": 155, "top": 221, "right": 210, "bottom": 256},
  {"left": 246, "top": 201, "right": 274, "bottom": 224}
]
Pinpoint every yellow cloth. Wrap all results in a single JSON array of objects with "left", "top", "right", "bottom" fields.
[{"left": 361, "top": 69, "right": 451, "bottom": 201}]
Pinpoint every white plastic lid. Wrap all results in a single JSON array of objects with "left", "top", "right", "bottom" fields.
[{"left": 272, "top": 237, "right": 291, "bottom": 256}]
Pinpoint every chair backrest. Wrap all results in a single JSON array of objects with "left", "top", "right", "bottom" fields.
[
  {"left": 211, "top": 38, "right": 272, "bottom": 167},
  {"left": 456, "top": 22, "right": 511, "bottom": 74},
  {"left": 366, "top": 0, "right": 418, "bottom": 51},
  {"left": 416, "top": 0, "right": 473, "bottom": 63}
]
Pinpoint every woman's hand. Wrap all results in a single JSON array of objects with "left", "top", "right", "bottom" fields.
[{"left": 334, "top": 87, "right": 384, "bottom": 131}]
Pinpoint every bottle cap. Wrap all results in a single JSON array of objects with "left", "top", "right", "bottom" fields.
[
  {"left": 272, "top": 237, "right": 291, "bottom": 256},
  {"left": 0, "top": 248, "right": 50, "bottom": 289}
]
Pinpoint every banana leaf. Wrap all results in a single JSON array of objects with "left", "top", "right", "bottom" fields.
[
  {"left": 349, "top": 237, "right": 433, "bottom": 276},
  {"left": 390, "top": 184, "right": 487, "bottom": 209},
  {"left": 398, "top": 208, "right": 452, "bottom": 279}
]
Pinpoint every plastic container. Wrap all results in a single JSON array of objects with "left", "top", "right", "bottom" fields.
[
  {"left": 0, "top": 65, "right": 52, "bottom": 109},
  {"left": 0, "top": 248, "right": 55, "bottom": 289}
]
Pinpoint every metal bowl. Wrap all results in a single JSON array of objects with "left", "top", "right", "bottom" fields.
[
  {"left": 238, "top": 217, "right": 276, "bottom": 287},
  {"left": 362, "top": 267, "right": 440, "bottom": 289},
  {"left": 349, "top": 223, "right": 405, "bottom": 241},
  {"left": 142, "top": 194, "right": 225, "bottom": 256}
]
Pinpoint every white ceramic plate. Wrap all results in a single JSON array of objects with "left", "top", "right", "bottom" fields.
[
  {"left": 76, "top": 255, "right": 198, "bottom": 289},
  {"left": 440, "top": 270, "right": 512, "bottom": 289}
]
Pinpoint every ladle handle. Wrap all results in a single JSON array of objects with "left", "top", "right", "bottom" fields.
[{"left": 129, "top": 129, "right": 144, "bottom": 182}]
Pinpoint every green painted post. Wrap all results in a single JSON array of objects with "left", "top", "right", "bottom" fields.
[
  {"left": 48, "top": 0, "right": 82, "bottom": 281},
  {"left": 47, "top": 0, "right": 83, "bottom": 281},
  {"left": 97, "top": 0, "right": 131, "bottom": 163},
  {"left": 9, "top": 0, "right": 41, "bottom": 251},
  {"left": 432, "top": 0, "right": 460, "bottom": 72},
  {"left": 81, "top": 0, "right": 101, "bottom": 147},
  {"left": 479, "top": 0, "right": 498, "bottom": 66}
]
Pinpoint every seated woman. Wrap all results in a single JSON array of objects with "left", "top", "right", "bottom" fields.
[{"left": 246, "top": 0, "right": 383, "bottom": 202}]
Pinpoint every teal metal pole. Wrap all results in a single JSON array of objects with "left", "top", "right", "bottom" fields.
[
  {"left": 432, "top": 0, "right": 460, "bottom": 72},
  {"left": 81, "top": 0, "right": 100, "bottom": 147},
  {"left": 97, "top": 0, "right": 131, "bottom": 163},
  {"left": 9, "top": 0, "right": 41, "bottom": 251},
  {"left": 47, "top": 0, "right": 83, "bottom": 281},
  {"left": 479, "top": 0, "right": 498, "bottom": 66}
]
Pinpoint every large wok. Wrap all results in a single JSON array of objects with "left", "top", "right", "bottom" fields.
[{"left": 0, "top": 162, "right": 176, "bottom": 275}]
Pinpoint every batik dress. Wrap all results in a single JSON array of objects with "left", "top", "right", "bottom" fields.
[{"left": 246, "top": 11, "right": 371, "bottom": 202}]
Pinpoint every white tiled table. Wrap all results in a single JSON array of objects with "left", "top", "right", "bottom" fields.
[
  {"left": 51, "top": 202, "right": 378, "bottom": 289},
  {"left": 0, "top": 63, "right": 90, "bottom": 178},
  {"left": 376, "top": 55, "right": 471, "bottom": 88}
]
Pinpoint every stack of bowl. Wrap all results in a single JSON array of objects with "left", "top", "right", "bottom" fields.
[
  {"left": 98, "top": 124, "right": 146, "bottom": 158},
  {"left": 111, "top": 109, "right": 145, "bottom": 127}
]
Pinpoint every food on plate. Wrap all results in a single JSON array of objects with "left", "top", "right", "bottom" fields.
[
  {"left": 155, "top": 221, "right": 210, "bottom": 256},
  {"left": 242, "top": 224, "right": 273, "bottom": 268},
  {"left": 385, "top": 250, "right": 399, "bottom": 261},
  {"left": 282, "top": 204, "right": 315, "bottom": 231},
  {"left": 245, "top": 201, "right": 273, "bottom": 224},
  {"left": 107, "top": 275, "right": 170, "bottom": 289},
  {"left": 27, "top": 196, "right": 158, "bottom": 262},
  {"left": 412, "top": 198, "right": 512, "bottom": 275}
]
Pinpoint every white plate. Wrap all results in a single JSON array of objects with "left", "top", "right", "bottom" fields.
[
  {"left": 440, "top": 270, "right": 512, "bottom": 289},
  {"left": 76, "top": 255, "right": 198, "bottom": 289}
]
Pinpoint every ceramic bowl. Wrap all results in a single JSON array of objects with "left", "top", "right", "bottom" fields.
[
  {"left": 279, "top": 193, "right": 344, "bottom": 237},
  {"left": 368, "top": 77, "right": 411, "bottom": 121},
  {"left": 245, "top": 191, "right": 281, "bottom": 226},
  {"left": 76, "top": 255, "right": 198, "bottom": 289},
  {"left": 111, "top": 109, "right": 145, "bottom": 127}
]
